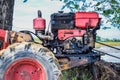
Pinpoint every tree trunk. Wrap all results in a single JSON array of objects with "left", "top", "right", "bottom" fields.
[{"left": 0, "top": 0, "right": 14, "bottom": 31}]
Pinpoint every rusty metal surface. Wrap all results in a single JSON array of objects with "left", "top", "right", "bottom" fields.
[
  {"left": 60, "top": 58, "right": 88, "bottom": 70},
  {"left": 9, "top": 31, "right": 32, "bottom": 43},
  {"left": 58, "top": 58, "right": 69, "bottom": 64}
]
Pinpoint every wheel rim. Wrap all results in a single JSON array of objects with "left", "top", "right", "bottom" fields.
[{"left": 3, "top": 58, "right": 46, "bottom": 80}]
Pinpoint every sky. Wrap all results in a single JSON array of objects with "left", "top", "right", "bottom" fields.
[
  {"left": 13, "top": 0, "right": 120, "bottom": 39},
  {"left": 13, "top": 0, "right": 63, "bottom": 31}
]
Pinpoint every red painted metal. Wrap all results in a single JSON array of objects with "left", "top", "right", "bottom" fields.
[
  {"left": 75, "top": 12, "right": 100, "bottom": 28},
  {"left": 0, "top": 29, "right": 6, "bottom": 41},
  {"left": 3, "top": 58, "right": 46, "bottom": 80},
  {"left": 2, "top": 42, "right": 8, "bottom": 49},
  {"left": 58, "top": 29, "right": 86, "bottom": 40},
  {"left": 0, "top": 29, "right": 8, "bottom": 49},
  {"left": 33, "top": 18, "right": 46, "bottom": 30}
]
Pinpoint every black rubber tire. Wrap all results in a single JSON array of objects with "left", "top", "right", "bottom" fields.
[{"left": 0, "top": 42, "right": 61, "bottom": 80}]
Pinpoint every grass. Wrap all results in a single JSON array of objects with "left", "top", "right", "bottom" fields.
[
  {"left": 95, "top": 41, "right": 120, "bottom": 48},
  {"left": 61, "top": 66, "right": 93, "bottom": 80}
]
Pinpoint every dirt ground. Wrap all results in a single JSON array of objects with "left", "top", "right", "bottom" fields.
[
  {"left": 95, "top": 61, "right": 120, "bottom": 80},
  {"left": 62, "top": 61, "right": 120, "bottom": 80}
]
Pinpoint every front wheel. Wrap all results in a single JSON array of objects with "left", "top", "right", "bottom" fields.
[{"left": 0, "top": 42, "right": 61, "bottom": 80}]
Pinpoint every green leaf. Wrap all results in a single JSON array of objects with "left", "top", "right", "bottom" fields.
[
  {"left": 102, "top": 27, "right": 111, "bottom": 30},
  {"left": 61, "top": 5, "right": 66, "bottom": 10},
  {"left": 103, "top": 9, "right": 114, "bottom": 15},
  {"left": 116, "top": 16, "right": 120, "bottom": 23},
  {"left": 23, "top": 0, "right": 27, "bottom": 3},
  {"left": 116, "top": 8, "right": 120, "bottom": 13},
  {"left": 69, "top": 1, "right": 75, "bottom": 6},
  {"left": 95, "top": 2, "right": 101, "bottom": 6},
  {"left": 111, "top": 0, "right": 119, "bottom": 4},
  {"left": 64, "top": 0, "right": 68, "bottom": 3},
  {"left": 81, "top": 0, "right": 86, "bottom": 3},
  {"left": 74, "top": 4, "right": 79, "bottom": 9},
  {"left": 96, "top": 7, "right": 102, "bottom": 11}
]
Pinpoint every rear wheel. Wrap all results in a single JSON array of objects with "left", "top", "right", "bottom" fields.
[{"left": 0, "top": 42, "right": 61, "bottom": 80}]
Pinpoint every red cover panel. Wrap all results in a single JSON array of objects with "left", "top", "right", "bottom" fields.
[
  {"left": 0, "top": 29, "right": 6, "bottom": 41},
  {"left": 58, "top": 29, "right": 86, "bottom": 40},
  {"left": 33, "top": 18, "right": 46, "bottom": 30},
  {"left": 75, "top": 12, "right": 100, "bottom": 28}
]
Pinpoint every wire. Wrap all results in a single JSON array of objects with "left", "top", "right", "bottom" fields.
[
  {"left": 94, "top": 41, "right": 120, "bottom": 60},
  {"left": 96, "top": 41, "right": 120, "bottom": 51},
  {"left": 93, "top": 49, "right": 120, "bottom": 60}
]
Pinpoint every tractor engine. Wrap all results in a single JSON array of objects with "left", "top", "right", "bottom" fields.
[{"left": 33, "top": 11, "right": 101, "bottom": 54}]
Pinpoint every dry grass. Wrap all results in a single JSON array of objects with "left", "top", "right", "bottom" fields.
[{"left": 95, "top": 42, "right": 120, "bottom": 48}]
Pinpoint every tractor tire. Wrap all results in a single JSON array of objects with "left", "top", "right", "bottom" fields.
[{"left": 0, "top": 42, "right": 61, "bottom": 80}]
